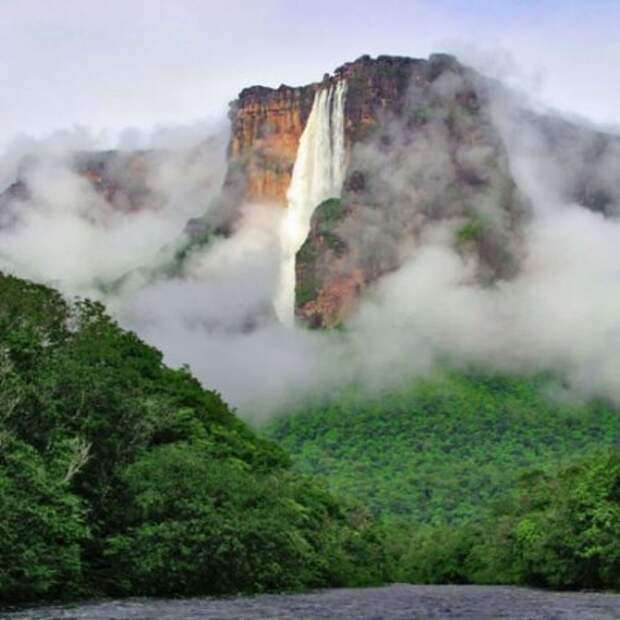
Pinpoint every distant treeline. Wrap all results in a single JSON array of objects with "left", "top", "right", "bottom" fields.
[{"left": 267, "top": 373, "right": 620, "bottom": 590}]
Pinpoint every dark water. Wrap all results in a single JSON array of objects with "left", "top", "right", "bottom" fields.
[{"left": 4, "top": 585, "right": 620, "bottom": 619}]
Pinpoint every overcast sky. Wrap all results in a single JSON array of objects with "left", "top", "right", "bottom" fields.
[{"left": 3, "top": 0, "right": 620, "bottom": 153}]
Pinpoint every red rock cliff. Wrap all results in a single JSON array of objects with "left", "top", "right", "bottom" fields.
[
  {"left": 222, "top": 55, "right": 440, "bottom": 209},
  {"left": 222, "top": 54, "right": 530, "bottom": 328},
  {"left": 224, "top": 85, "right": 316, "bottom": 207}
]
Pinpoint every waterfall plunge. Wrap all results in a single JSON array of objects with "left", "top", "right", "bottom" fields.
[{"left": 274, "top": 80, "right": 348, "bottom": 325}]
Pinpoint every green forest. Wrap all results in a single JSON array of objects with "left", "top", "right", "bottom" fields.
[
  {"left": 266, "top": 374, "right": 620, "bottom": 589},
  {"left": 0, "top": 273, "right": 387, "bottom": 604},
  {"left": 1, "top": 271, "right": 620, "bottom": 604},
  {"left": 266, "top": 373, "right": 620, "bottom": 522}
]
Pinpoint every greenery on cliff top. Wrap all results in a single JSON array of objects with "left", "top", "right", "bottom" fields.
[
  {"left": 0, "top": 273, "right": 388, "bottom": 604},
  {"left": 296, "top": 198, "right": 348, "bottom": 309}
]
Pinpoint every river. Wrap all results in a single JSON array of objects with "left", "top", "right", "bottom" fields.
[{"left": 4, "top": 584, "right": 620, "bottom": 619}]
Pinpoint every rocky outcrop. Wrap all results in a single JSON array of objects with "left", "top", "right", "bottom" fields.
[
  {"left": 293, "top": 55, "right": 529, "bottom": 327},
  {"left": 222, "top": 85, "right": 316, "bottom": 210},
  {"left": 338, "top": 54, "right": 459, "bottom": 142},
  {"left": 72, "top": 150, "right": 154, "bottom": 211},
  {"left": 0, "top": 151, "right": 157, "bottom": 222},
  {"left": 221, "top": 55, "right": 446, "bottom": 211}
]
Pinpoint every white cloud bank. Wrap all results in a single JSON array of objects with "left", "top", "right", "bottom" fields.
[{"left": 2, "top": 58, "right": 620, "bottom": 421}]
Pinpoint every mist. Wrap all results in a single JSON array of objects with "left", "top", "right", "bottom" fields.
[
  {"left": 2, "top": 65, "right": 620, "bottom": 422},
  {"left": 0, "top": 125, "right": 228, "bottom": 297}
]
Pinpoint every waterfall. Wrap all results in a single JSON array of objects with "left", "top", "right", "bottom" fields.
[{"left": 274, "top": 80, "right": 347, "bottom": 325}]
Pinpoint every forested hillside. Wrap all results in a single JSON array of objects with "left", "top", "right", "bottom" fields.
[
  {"left": 267, "top": 375, "right": 620, "bottom": 589},
  {"left": 2, "top": 271, "right": 620, "bottom": 602},
  {"left": 394, "top": 451, "right": 620, "bottom": 589},
  {"left": 267, "top": 373, "right": 620, "bottom": 522},
  {"left": 0, "top": 273, "right": 387, "bottom": 604}
]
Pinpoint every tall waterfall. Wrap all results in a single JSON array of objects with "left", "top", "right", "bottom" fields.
[{"left": 274, "top": 80, "right": 347, "bottom": 325}]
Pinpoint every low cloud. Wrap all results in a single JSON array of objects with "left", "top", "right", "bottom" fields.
[
  {"left": 2, "top": 67, "right": 620, "bottom": 421},
  {"left": 0, "top": 124, "right": 227, "bottom": 297}
]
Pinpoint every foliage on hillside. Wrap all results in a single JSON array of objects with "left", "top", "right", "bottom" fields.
[
  {"left": 396, "top": 451, "right": 620, "bottom": 590},
  {"left": 0, "top": 273, "right": 388, "bottom": 604},
  {"left": 267, "top": 373, "right": 620, "bottom": 590},
  {"left": 3, "top": 270, "right": 620, "bottom": 600},
  {"left": 266, "top": 373, "right": 620, "bottom": 523}
]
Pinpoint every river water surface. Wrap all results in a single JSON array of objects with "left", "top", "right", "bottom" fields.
[{"left": 4, "top": 585, "right": 620, "bottom": 619}]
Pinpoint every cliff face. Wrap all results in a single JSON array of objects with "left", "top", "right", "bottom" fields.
[
  {"left": 215, "top": 55, "right": 520, "bottom": 327},
  {"left": 221, "top": 54, "right": 507, "bottom": 327},
  {"left": 224, "top": 85, "right": 316, "bottom": 208},
  {"left": 72, "top": 151, "right": 154, "bottom": 211},
  {"left": 0, "top": 151, "right": 156, "bottom": 224},
  {"left": 221, "top": 54, "right": 620, "bottom": 328},
  {"left": 222, "top": 55, "right": 440, "bottom": 209},
  {"left": 339, "top": 54, "right": 456, "bottom": 142},
  {"left": 293, "top": 54, "right": 528, "bottom": 327}
]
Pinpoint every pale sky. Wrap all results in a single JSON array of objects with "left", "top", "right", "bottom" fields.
[{"left": 3, "top": 0, "right": 620, "bottom": 152}]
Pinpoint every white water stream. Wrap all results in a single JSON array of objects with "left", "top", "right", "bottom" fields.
[{"left": 274, "top": 80, "right": 348, "bottom": 324}]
